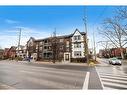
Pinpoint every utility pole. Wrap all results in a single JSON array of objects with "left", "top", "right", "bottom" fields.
[
  {"left": 83, "top": 7, "right": 89, "bottom": 64},
  {"left": 93, "top": 31, "right": 96, "bottom": 61},
  {"left": 17, "top": 28, "right": 22, "bottom": 57},
  {"left": 52, "top": 28, "right": 57, "bottom": 63}
]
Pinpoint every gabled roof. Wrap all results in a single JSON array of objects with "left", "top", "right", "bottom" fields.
[
  {"left": 31, "top": 29, "right": 86, "bottom": 42},
  {"left": 35, "top": 37, "right": 52, "bottom": 42},
  {"left": 71, "top": 28, "right": 86, "bottom": 36},
  {"left": 10, "top": 46, "right": 17, "bottom": 49},
  {"left": 30, "top": 37, "right": 36, "bottom": 40},
  {"left": 27, "top": 37, "right": 36, "bottom": 43}
]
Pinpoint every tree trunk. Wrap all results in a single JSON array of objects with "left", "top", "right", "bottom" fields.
[{"left": 120, "top": 47, "right": 124, "bottom": 59}]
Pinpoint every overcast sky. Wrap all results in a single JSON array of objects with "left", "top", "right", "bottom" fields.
[{"left": 0, "top": 6, "right": 117, "bottom": 52}]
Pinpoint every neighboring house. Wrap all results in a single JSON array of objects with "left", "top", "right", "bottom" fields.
[
  {"left": 16, "top": 45, "right": 27, "bottom": 58},
  {"left": 3, "top": 48, "right": 9, "bottom": 59},
  {"left": 110, "top": 48, "right": 126, "bottom": 57},
  {"left": 26, "top": 29, "right": 87, "bottom": 62},
  {"left": 99, "top": 48, "right": 126, "bottom": 58},
  {"left": 0, "top": 49, "right": 4, "bottom": 59},
  {"left": 8, "top": 46, "right": 17, "bottom": 59},
  {"left": 98, "top": 49, "right": 111, "bottom": 58},
  {"left": 98, "top": 49, "right": 104, "bottom": 58},
  {"left": 26, "top": 37, "right": 37, "bottom": 60}
]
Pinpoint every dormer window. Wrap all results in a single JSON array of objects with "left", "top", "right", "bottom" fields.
[{"left": 74, "top": 35, "right": 81, "bottom": 40}]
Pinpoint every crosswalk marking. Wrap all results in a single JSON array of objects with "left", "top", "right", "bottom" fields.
[
  {"left": 100, "top": 75, "right": 127, "bottom": 81},
  {"left": 102, "top": 81, "right": 127, "bottom": 89},
  {"left": 96, "top": 66, "right": 127, "bottom": 90},
  {"left": 104, "top": 87, "right": 118, "bottom": 90},
  {"left": 99, "top": 73, "right": 127, "bottom": 78},
  {"left": 99, "top": 71, "right": 127, "bottom": 76},
  {"left": 101, "top": 78, "right": 127, "bottom": 84}
]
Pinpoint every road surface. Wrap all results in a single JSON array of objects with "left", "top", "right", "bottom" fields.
[{"left": 0, "top": 60, "right": 102, "bottom": 89}]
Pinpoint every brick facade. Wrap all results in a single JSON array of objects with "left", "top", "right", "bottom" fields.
[{"left": 26, "top": 29, "right": 86, "bottom": 62}]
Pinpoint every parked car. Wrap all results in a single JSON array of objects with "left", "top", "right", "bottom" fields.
[{"left": 109, "top": 57, "right": 122, "bottom": 65}]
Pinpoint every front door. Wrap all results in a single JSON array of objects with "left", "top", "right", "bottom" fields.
[
  {"left": 65, "top": 54, "right": 69, "bottom": 61},
  {"left": 64, "top": 53, "right": 70, "bottom": 62}
]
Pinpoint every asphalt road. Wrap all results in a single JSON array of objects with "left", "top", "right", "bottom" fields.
[
  {"left": 0, "top": 60, "right": 102, "bottom": 89},
  {"left": 96, "top": 58, "right": 127, "bottom": 90}
]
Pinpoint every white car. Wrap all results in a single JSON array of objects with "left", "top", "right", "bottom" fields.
[{"left": 109, "top": 58, "right": 122, "bottom": 65}]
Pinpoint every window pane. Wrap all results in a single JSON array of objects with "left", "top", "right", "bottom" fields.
[
  {"left": 74, "top": 51, "right": 82, "bottom": 56},
  {"left": 78, "top": 35, "right": 81, "bottom": 40}
]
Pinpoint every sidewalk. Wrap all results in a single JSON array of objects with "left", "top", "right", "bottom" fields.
[
  {"left": 34, "top": 61, "right": 88, "bottom": 66},
  {"left": 15, "top": 61, "right": 88, "bottom": 66}
]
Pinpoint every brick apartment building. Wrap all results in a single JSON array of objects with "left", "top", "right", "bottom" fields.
[
  {"left": 99, "top": 48, "right": 126, "bottom": 58},
  {"left": 26, "top": 29, "right": 87, "bottom": 62}
]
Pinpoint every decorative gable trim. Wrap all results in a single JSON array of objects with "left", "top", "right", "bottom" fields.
[{"left": 72, "top": 28, "right": 82, "bottom": 36}]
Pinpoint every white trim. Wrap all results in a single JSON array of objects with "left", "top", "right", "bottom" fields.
[
  {"left": 71, "top": 30, "right": 85, "bottom": 58},
  {"left": 64, "top": 52, "right": 70, "bottom": 62}
]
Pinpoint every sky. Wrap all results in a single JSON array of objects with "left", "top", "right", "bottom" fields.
[{"left": 0, "top": 6, "right": 117, "bottom": 52}]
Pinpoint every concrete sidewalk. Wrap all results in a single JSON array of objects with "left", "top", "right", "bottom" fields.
[
  {"left": 15, "top": 60, "right": 88, "bottom": 67},
  {"left": 35, "top": 61, "right": 88, "bottom": 66}
]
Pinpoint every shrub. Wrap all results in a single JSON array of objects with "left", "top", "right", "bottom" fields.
[
  {"left": 71, "top": 57, "right": 87, "bottom": 63},
  {"left": 15, "top": 57, "right": 23, "bottom": 61}
]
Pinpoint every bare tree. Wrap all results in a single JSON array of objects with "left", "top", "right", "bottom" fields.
[
  {"left": 116, "top": 6, "right": 127, "bottom": 19},
  {"left": 98, "top": 41, "right": 115, "bottom": 58},
  {"left": 99, "top": 16, "right": 127, "bottom": 59},
  {"left": 51, "top": 30, "right": 60, "bottom": 63},
  {"left": 52, "top": 37, "right": 57, "bottom": 63}
]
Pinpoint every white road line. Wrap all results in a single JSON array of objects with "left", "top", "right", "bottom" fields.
[
  {"left": 103, "top": 81, "right": 127, "bottom": 88},
  {"left": 82, "top": 72, "right": 90, "bottom": 89}
]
